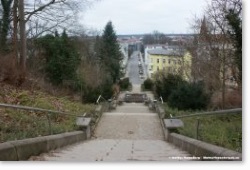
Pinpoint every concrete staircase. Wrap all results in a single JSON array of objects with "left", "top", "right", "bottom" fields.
[{"left": 41, "top": 103, "right": 191, "bottom": 161}]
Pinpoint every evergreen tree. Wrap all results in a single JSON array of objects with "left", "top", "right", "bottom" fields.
[
  {"left": 37, "top": 30, "right": 80, "bottom": 85},
  {"left": 0, "top": 0, "right": 13, "bottom": 52},
  {"left": 98, "top": 21, "right": 123, "bottom": 83}
]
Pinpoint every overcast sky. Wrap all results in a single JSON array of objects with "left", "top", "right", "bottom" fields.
[{"left": 79, "top": 0, "right": 210, "bottom": 35}]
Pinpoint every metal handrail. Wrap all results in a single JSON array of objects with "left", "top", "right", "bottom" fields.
[
  {"left": 159, "top": 96, "right": 164, "bottom": 104},
  {"left": 171, "top": 108, "right": 242, "bottom": 119},
  {"left": 96, "top": 95, "right": 108, "bottom": 104},
  {"left": 0, "top": 103, "right": 79, "bottom": 117},
  {"left": 0, "top": 102, "right": 83, "bottom": 136},
  {"left": 170, "top": 108, "right": 242, "bottom": 142}
]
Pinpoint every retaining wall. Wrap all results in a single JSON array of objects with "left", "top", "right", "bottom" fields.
[
  {"left": 0, "top": 131, "right": 86, "bottom": 161},
  {"left": 168, "top": 133, "right": 242, "bottom": 161}
]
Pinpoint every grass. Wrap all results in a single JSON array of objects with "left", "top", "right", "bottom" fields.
[
  {"left": 163, "top": 105, "right": 242, "bottom": 152},
  {"left": 0, "top": 88, "right": 96, "bottom": 143}
]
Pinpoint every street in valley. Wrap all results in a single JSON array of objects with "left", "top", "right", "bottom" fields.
[{"left": 126, "top": 51, "right": 147, "bottom": 86}]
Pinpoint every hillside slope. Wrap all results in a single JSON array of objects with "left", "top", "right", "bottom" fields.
[{"left": 0, "top": 82, "right": 96, "bottom": 143}]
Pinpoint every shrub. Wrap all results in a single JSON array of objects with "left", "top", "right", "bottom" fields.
[
  {"left": 154, "top": 72, "right": 186, "bottom": 101},
  {"left": 168, "top": 82, "right": 210, "bottom": 110},
  {"left": 82, "top": 86, "right": 101, "bottom": 103},
  {"left": 119, "top": 77, "right": 130, "bottom": 90},
  {"left": 143, "top": 78, "right": 153, "bottom": 90},
  {"left": 82, "top": 77, "right": 113, "bottom": 103}
]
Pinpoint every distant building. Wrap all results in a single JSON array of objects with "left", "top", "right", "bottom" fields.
[
  {"left": 146, "top": 46, "right": 192, "bottom": 81},
  {"left": 144, "top": 45, "right": 167, "bottom": 77}
]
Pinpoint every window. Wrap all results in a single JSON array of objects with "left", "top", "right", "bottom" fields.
[
  {"left": 157, "top": 59, "right": 160, "bottom": 63},
  {"left": 157, "top": 66, "right": 160, "bottom": 71},
  {"left": 168, "top": 59, "right": 171, "bottom": 64},
  {"left": 163, "top": 59, "right": 166, "bottom": 63}
]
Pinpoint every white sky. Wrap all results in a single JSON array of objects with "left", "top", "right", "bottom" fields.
[{"left": 79, "top": 0, "right": 210, "bottom": 35}]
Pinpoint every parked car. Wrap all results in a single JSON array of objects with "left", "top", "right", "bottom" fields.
[
  {"left": 139, "top": 69, "right": 143, "bottom": 74},
  {"left": 140, "top": 75, "right": 145, "bottom": 79}
]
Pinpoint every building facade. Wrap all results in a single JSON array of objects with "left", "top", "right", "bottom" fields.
[{"left": 146, "top": 47, "right": 192, "bottom": 81}]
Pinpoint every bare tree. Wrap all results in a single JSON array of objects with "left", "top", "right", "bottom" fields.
[
  {"left": 143, "top": 30, "right": 167, "bottom": 45},
  {"left": 190, "top": 0, "right": 241, "bottom": 109},
  {"left": 1, "top": 0, "right": 97, "bottom": 85},
  {"left": 18, "top": 0, "right": 26, "bottom": 82},
  {"left": 25, "top": 0, "right": 97, "bottom": 38}
]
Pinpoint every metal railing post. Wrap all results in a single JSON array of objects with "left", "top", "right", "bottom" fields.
[
  {"left": 0, "top": 102, "right": 85, "bottom": 142},
  {"left": 196, "top": 118, "right": 200, "bottom": 140},
  {"left": 159, "top": 96, "right": 164, "bottom": 104},
  {"left": 46, "top": 113, "right": 52, "bottom": 135}
]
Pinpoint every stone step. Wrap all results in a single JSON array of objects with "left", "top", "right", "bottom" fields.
[
  {"left": 42, "top": 139, "right": 191, "bottom": 161},
  {"left": 113, "top": 103, "right": 151, "bottom": 113}
]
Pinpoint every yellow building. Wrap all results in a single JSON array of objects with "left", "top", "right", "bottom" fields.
[{"left": 147, "top": 48, "right": 192, "bottom": 81}]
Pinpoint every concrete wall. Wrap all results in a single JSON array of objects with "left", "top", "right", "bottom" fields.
[
  {"left": 168, "top": 133, "right": 242, "bottom": 161},
  {"left": 0, "top": 131, "right": 86, "bottom": 161}
]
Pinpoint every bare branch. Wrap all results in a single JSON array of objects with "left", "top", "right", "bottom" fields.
[{"left": 25, "top": 0, "right": 58, "bottom": 22}]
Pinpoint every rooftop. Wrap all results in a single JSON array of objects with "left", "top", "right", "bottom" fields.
[{"left": 147, "top": 48, "right": 185, "bottom": 56}]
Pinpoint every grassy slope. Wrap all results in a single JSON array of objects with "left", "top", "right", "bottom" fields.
[
  {"left": 0, "top": 83, "right": 96, "bottom": 143},
  {"left": 164, "top": 105, "right": 242, "bottom": 152}
]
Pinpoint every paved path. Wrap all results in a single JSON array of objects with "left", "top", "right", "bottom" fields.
[{"left": 40, "top": 103, "right": 191, "bottom": 161}]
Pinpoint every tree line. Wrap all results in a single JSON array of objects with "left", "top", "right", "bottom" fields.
[
  {"left": 143, "top": 0, "right": 242, "bottom": 110},
  {"left": 0, "top": 0, "right": 123, "bottom": 103},
  {"left": 190, "top": 0, "right": 242, "bottom": 109}
]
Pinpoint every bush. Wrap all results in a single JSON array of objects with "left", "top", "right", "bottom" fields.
[
  {"left": 154, "top": 73, "right": 186, "bottom": 101},
  {"left": 168, "top": 82, "right": 210, "bottom": 110},
  {"left": 82, "top": 86, "right": 101, "bottom": 103},
  {"left": 143, "top": 78, "right": 153, "bottom": 90},
  {"left": 82, "top": 78, "right": 113, "bottom": 103},
  {"left": 119, "top": 77, "right": 130, "bottom": 90}
]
